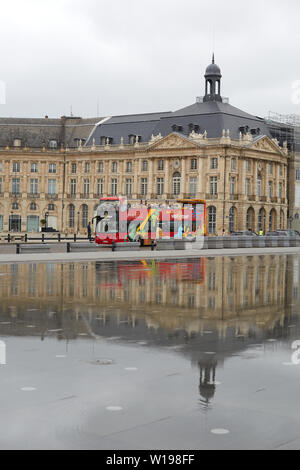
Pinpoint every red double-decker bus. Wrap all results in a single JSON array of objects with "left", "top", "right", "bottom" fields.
[{"left": 94, "top": 197, "right": 206, "bottom": 246}]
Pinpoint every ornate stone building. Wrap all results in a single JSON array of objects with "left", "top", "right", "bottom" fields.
[{"left": 0, "top": 57, "right": 289, "bottom": 235}]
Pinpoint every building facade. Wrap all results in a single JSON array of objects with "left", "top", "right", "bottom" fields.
[{"left": 0, "top": 57, "right": 289, "bottom": 235}]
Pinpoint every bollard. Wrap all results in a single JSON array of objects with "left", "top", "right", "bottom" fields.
[
  {"left": 67, "top": 243, "right": 71, "bottom": 253},
  {"left": 16, "top": 244, "right": 20, "bottom": 254},
  {"left": 58, "top": 233, "right": 61, "bottom": 243},
  {"left": 151, "top": 240, "right": 155, "bottom": 251},
  {"left": 112, "top": 241, "right": 116, "bottom": 252},
  {"left": 7, "top": 234, "right": 10, "bottom": 243},
  {"left": 74, "top": 234, "right": 77, "bottom": 243},
  {"left": 42, "top": 233, "right": 45, "bottom": 243},
  {"left": 25, "top": 234, "right": 28, "bottom": 243}
]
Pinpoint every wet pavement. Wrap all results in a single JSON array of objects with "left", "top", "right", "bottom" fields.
[{"left": 1, "top": 255, "right": 300, "bottom": 449}]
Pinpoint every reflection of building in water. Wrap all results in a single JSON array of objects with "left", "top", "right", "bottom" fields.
[
  {"left": 0, "top": 255, "right": 300, "bottom": 407},
  {"left": 0, "top": 256, "right": 294, "bottom": 336}
]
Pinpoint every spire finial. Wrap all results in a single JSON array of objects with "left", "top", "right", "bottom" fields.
[{"left": 212, "top": 53, "right": 215, "bottom": 64}]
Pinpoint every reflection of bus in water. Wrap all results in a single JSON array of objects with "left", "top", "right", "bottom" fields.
[
  {"left": 95, "top": 259, "right": 206, "bottom": 289},
  {"left": 94, "top": 197, "right": 207, "bottom": 245}
]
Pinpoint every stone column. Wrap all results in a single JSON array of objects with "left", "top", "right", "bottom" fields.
[
  {"left": 165, "top": 159, "right": 169, "bottom": 198},
  {"left": 253, "top": 160, "right": 258, "bottom": 201},
  {"left": 148, "top": 159, "right": 153, "bottom": 198},
  {"left": 181, "top": 157, "right": 186, "bottom": 197}
]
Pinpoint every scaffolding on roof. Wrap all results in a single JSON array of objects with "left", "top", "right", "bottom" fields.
[{"left": 265, "top": 111, "right": 300, "bottom": 146}]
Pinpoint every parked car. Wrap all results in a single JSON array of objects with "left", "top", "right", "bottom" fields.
[
  {"left": 266, "top": 230, "right": 300, "bottom": 237},
  {"left": 230, "top": 231, "right": 258, "bottom": 237}
]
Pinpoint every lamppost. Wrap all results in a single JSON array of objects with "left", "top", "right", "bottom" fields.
[
  {"left": 77, "top": 211, "right": 80, "bottom": 234},
  {"left": 263, "top": 214, "right": 266, "bottom": 235},
  {"left": 45, "top": 212, "right": 49, "bottom": 230},
  {"left": 289, "top": 216, "right": 294, "bottom": 229}
]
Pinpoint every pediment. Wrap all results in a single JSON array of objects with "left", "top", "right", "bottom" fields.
[
  {"left": 247, "top": 136, "right": 284, "bottom": 155},
  {"left": 148, "top": 133, "right": 199, "bottom": 150}
]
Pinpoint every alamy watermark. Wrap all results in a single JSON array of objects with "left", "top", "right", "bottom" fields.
[
  {"left": 0, "top": 341, "right": 6, "bottom": 365},
  {"left": 291, "top": 340, "right": 300, "bottom": 365}
]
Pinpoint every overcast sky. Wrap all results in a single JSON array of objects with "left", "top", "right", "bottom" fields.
[{"left": 0, "top": 0, "right": 299, "bottom": 119}]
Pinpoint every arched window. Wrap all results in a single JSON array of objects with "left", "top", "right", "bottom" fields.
[
  {"left": 269, "top": 211, "right": 273, "bottom": 232},
  {"left": 82, "top": 205, "right": 88, "bottom": 229},
  {"left": 229, "top": 207, "right": 235, "bottom": 233},
  {"left": 208, "top": 206, "right": 217, "bottom": 234},
  {"left": 173, "top": 172, "right": 181, "bottom": 196},
  {"left": 258, "top": 208, "right": 266, "bottom": 232},
  {"left": 30, "top": 203, "right": 37, "bottom": 211},
  {"left": 246, "top": 207, "right": 255, "bottom": 231},
  {"left": 69, "top": 204, "right": 75, "bottom": 228}
]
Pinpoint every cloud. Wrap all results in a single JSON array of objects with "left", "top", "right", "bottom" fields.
[{"left": 0, "top": 0, "right": 299, "bottom": 118}]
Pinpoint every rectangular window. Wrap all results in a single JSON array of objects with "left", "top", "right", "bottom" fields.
[
  {"left": 158, "top": 160, "right": 164, "bottom": 171},
  {"left": 246, "top": 160, "right": 251, "bottom": 172},
  {"left": 268, "top": 163, "right": 273, "bottom": 175},
  {"left": 12, "top": 178, "right": 20, "bottom": 194},
  {"left": 230, "top": 177, "right": 235, "bottom": 196},
  {"left": 189, "top": 177, "right": 197, "bottom": 197},
  {"left": 13, "top": 162, "right": 20, "bottom": 173},
  {"left": 142, "top": 161, "right": 148, "bottom": 172},
  {"left": 30, "top": 179, "right": 38, "bottom": 194},
  {"left": 191, "top": 159, "right": 197, "bottom": 170},
  {"left": 85, "top": 162, "right": 90, "bottom": 173},
  {"left": 280, "top": 165, "right": 283, "bottom": 177},
  {"left": 210, "top": 177, "right": 218, "bottom": 195},
  {"left": 83, "top": 179, "right": 90, "bottom": 196},
  {"left": 70, "top": 179, "right": 76, "bottom": 196},
  {"left": 0, "top": 177, "right": 2, "bottom": 194},
  {"left": 126, "top": 162, "right": 132, "bottom": 173},
  {"left": 296, "top": 170, "right": 300, "bottom": 181},
  {"left": 231, "top": 159, "right": 236, "bottom": 171},
  {"left": 48, "top": 179, "right": 56, "bottom": 195},
  {"left": 111, "top": 178, "right": 118, "bottom": 196},
  {"left": 31, "top": 163, "right": 38, "bottom": 173},
  {"left": 210, "top": 158, "right": 218, "bottom": 170},
  {"left": 268, "top": 181, "right": 273, "bottom": 198},
  {"left": 0, "top": 215, "right": 3, "bottom": 231},
  {"left": 49, "top": 163, "right": 56, "bottom": 174},
  {"left": 98, "top": 162, "right": 103, "bottom": 173},
  {"left": 245, "top": 178, "right": 250, "bottom": 197},
  {"left": 157, "top": 178, "right": 164, "bottom": 196},
  {"left": 0, "top": 162, "right": 2, "bottom": 172},
  {"left": 112, "top": 162, "right": 118, "bottom": 173},
  {"left": 126, "top": 179, "right": 132, "bottom": 196},
  {"left": 97, "top": 179, "right": 103, "bottom": 196},
  {"left": 71, "top": 163, "right": 77, "bottom": 174},
  {"left": 279, "top": 182, "right": 282, "bottom": 199},
  {"left": 257, "top": 177, "right": 261, "bottom": 198},
  {"left": 141, "top": 178, "right": 148, "bottom": 196}
]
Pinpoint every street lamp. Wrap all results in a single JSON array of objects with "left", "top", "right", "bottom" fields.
[
  {"left": 45, "top": 212, "right": 49, "bottom": 230},
  {"left": 77, "top": 211, "right": 80, "bottom": 234}
]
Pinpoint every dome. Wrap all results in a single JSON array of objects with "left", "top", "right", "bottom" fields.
[{"left": 205, "top": 54, "right": 222, "bottom": 77}]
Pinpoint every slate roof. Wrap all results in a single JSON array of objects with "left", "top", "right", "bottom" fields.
[
  {"left": 86, "top": 100, "right": 270, "bottom": 146},
  {"left": 0, "top": 116, "right": 101, "bottom": 149}
]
